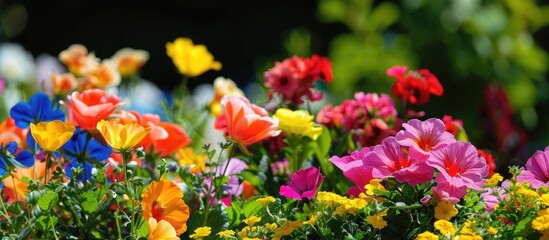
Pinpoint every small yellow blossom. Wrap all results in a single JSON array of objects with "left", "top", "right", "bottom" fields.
[
  {"left": 265, "top": 223, "right": 278, "bottom": 231},
  {"left": 366, "top": 210, "right": 388, "bottom": 229},
  {"left": 434, "top": 201, "right": 458, "bottom": 220},
  {"left": 177, "top": 147, "right": 207, "bottom": 174},
  {"left": 238, "top": 226, "right": 257, "bottom": 238},
  {"left": 275, "top": 221, "right": 303, "bottom": 237},
  {"left": 166, "top": 37, "right": 221, "bottom": 77},
  {"left": 256, "top": 196, "right": 276, "bottom": 207},
  {"left": 458, "top": 221, "right": 482, "bottom": 239},
  {"left": 365, "top": 178, "right": 386, "bottom": 196},
  {"left": 30, "top": 121, "right": 75, "bottom": 152},
  {"left": 485, "top": 173, "right": 503, "bottom": 187},
  {"left": 416, "top": 231, "right": 439, "bottom": 240},
  {"left": 243, "top": 216, "right": 261, "bottom": 227},
  {"left": 539, "top": 194, "right": 549, "bottom": 207},
  {"left": 487, "top": 227, "right": 498, "bottom": 235},
  {"left": 538, "top": 208, "right": 549, "bottom": 216},
  {"left": 533, "top": 215, "right": 549, "bottom": 231},
  {"left": 189, "top": 226, "right": 211, "bottom": 239},
  {"left": 434, "top": 219, "right": 455, "bottom": 237},
  {"left": 96, "top": 119, "right": 150, "bottom": 152},
  {"left": 216, "top": 229, "right": 235, "bottom": 240},
  {"left": 316, "top": 191, "right": 347, "bottom": 208},
  {"left": 274, "top": 108, "right": 323, "bottom": 140},
  {"left": 304, "top": 214, "right": 317, "bottom": 225},
  {"left": 517, "top": 186, "right": 539, "bottom": 201}
]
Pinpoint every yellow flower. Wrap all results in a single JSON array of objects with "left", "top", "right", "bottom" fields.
[
  {"left": 434, "top": 219, "right": 455, "bottom": 237},
  {"left": 344, "top": 197, "right": 368, "bottom": 215},
  {"left": 274, "top": 108, "right": 322, "bottom": 140},
  {"left": 256, "top": 196, "right": 276, "bottom": 207},
  {"left": 487, "top": 226, "right": 498, "bottom": 235},
  {"left": 416, "top": 231, "right": 439, "bottom": 240},
  {"left": 539, "top": 194, "right": 549, "bottom": 206},
  {"left": 366, "top": 210, "right": 388, "bottom": 229},
  {"left": 147, "top": 218, "right": 179, "bottom": 240},
  {"left": 166, "top": 37, "right": 221, "bottom": 77},
  {"left": 243, "top": 238, "right": 260, "bottom": 240},
  {"left": 177, "top": 147, "right": 207, "bottom": 174},
  {"left": 209, "top": 77, "right": 245, "bottom": 116},
  {"left": 216, "top": 229, "right": 235, "bottom": 240},
  {"left": 316, "top": 191, "right": 347, "bottom": 207},
  {"left": 265, "top": 223, "right": 278, "bottom": 231},
  {"left": 243, "top": 216, "right": 261, "bottom": 227},
  {"left": 365, "top": 178, "right": 386, "bottom": 197},
  {"left": 189, "top": 226, "right": 211, "bottom": 239},
  {"left": 30, "top": 121, "right": 75, "bottom": 152},
  {"left": 538, "top": 208, "right": 549, "bottom": 216},
  {"left": 485, "top": 173, "right": 503, "bottom": 187},
  {"left": 274, "top": 221, "right": 303, "bottom": 237},
  {"left": 111, "top": 47, "right": 149, "bottom": 77},
  {"left": 533, "top": 215, "right": 549, "bottom": 231},
  {"left": 303, "top": 214, "right": 316, "bottom": 226},
  {"left": 517, "top": 186, "right": 539, "bottom": 202},
  {"left": 238, "top": 226, "right": 257, "bottom": 238},
  {"left": 96, "top": 119, "right": 150, "bottom": 152},
  {"left": 434, "top": 201, "right": 458, "bottom": 220}
]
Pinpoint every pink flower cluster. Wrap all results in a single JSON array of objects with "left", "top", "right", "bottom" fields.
[
  {"left": 317, "top": 92, "right": 398, "bottom": 147},
  {"left": 330, "top": 118, "right": 489, "bottom": 204},
  {"left": 264, "top": 55, "right": 332, "bottom": 104}
]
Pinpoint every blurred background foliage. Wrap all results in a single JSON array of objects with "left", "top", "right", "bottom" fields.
[{"left": 1, "top": 0, "right": 549, "bottom": 166}]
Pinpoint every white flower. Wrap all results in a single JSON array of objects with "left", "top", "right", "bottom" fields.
[{"left": 0, "top": 43, "right": 35, "bottom": 84}]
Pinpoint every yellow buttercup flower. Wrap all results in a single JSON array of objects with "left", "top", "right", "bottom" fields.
[
  {"left": 487, "top": 226, "right": 498, "bottom": 235},
  {"left": 177, "top": 147, "right": 207, "bottom": 174},
  {"left": 243, "top": 216, "right": 261, "bottom": 227},
  {"left": 366, "top": 210, "right": 388, "bottom": 229},
  {"left": 539, "top": 194, "right": 549, "bottom": 206},
  {"left": 96, "top": 119, "right": 150, "bottom": 152},
  {"left": 274, "top": 108, "right": 322, "bottom": 140},
  {"left": 166, "top": 37, "right": 221, "bottom": 77},
  {"left": 189, "top": 226, "right": 211, "bottom": 239},
  {"left": 485, "top": 173, "right": 503, "bottom": 187},
  {"left": 434, "top": 219, "right": 455, "bottom": 237},
  {"left": 365, "top": 178, "right": 386, "bottom": 196},
  {"left": 256, "top": 196, "right": 276, "bottom": 207},
  {"left": 30, "top": 121, "right": 75, "bottom": 152},
  {"left": 434, "top": 201, "right": 458, "bottom": 220},
  {"left": 533, "top": 215, "right": 549, "bottom": 231},
  {"left": 416, "top": 231, "right": 439, "bottom": 240},
  {"left": 274, "top": 221, "right": 303, "bottom": 236},
  {"left": 265, "top": 223, "right": 278, "bottom": 231},
  {"left": 216, "top": 229, "right": 235, "bottom": 240}
]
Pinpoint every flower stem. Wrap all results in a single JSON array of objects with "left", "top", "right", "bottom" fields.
[
  {"left": 122, "top": 150, "right": 135, "bottom": 237},
  {"left": 0, "top": 194, "right": 12, "bottom": 226},
  {"left": 50, "top": 215, "right": 59, "bottom": 240},
  {"left": 115, "top": 207, "right": 123, "bottom": 240}
]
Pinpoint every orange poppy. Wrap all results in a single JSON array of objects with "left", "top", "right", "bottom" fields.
[{"left": 142, "top": 179, "right": 190, "bottom": 236}]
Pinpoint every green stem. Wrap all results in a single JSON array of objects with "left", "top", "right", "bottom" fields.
[
  {"left": 45, "top": 152, "right": 53, "bottom": 184},
  {"left": 122, "top": 150, "right": 135, "bottom": 237},
  {"left": 0, "top": 194, "right": 12, "bottom": 226},
  {"left": 49, "top": 215, "right": 59, "bottom": 240},
  {"left": 61, "top": 194, "right": 83, "bottom": 228},
  {"left": 115, "top": 207, "right": 123, "bottom": 240}
]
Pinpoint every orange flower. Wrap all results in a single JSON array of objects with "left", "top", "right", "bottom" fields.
[
  {"left": 83, "top": 59, "right": 121, "bottom": 90},
  {"left": 60, "top": 89, "right": 122, "bottom": 129},
  {"left": 50, "top": 73, "right": 78, "bottom": 96},
  {"left": 111, "top": 48, "right": 149, "bottom": 77},
  {"left": 147, "top": 218, "right": 179, "bottom": 240},
  {"left": 219, "top": 96, "right": 279, "bottom": 146},
  {"left": 142, "top": 180, "right": 190, "bottom": 236},
  {"left": 209, "top": 77, "right": 245, "bottom": 116},
  {"left": 58, "top": 44, "right": 98, "bottom": 77},
  {"left": 2, "top": 160, "right": 51, "bottom": 204},
  {"left": 0, "top": 117, "right": 27, "bottom": 146}
]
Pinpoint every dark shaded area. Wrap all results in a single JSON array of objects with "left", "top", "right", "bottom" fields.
[{"left": 5, "top": 0, "right": 346, "bottom": 91}]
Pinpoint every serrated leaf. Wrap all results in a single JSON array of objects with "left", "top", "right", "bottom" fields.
[{"left": 37, "top": 192, "right": 58, "bottom": 211}]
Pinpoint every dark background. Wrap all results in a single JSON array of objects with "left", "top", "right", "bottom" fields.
[{"left": 3, "top": 0, "right": 346, "bottom": 91}]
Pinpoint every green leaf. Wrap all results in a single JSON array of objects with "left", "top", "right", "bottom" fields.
[
  {"left": 137, "top": 218, "right": 148, "bottom": 238},
  {"left": 37, "top": 192, "right": 58, "bottom": 211},
  {"left": 513, "top": 214, "right": 535, "bottom": 237},
  {"left": 35, "top": 215, "right": 58, "bottom": 232},
  {"left": 242, "top": 198, "right": 263, "bottom": 218},
  {"left": 82, "top": 191, "right": 99, "bottom": 214},
  {"left": 225, "top": 201, "right": 242, "bottom": 228}
]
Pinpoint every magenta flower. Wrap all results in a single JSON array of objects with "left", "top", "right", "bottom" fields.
[
  {"left": 330, "top": 147, "right": 375, "bottom": 196},
  {"left": 431, "top": 178, "right": 465, "bottom": 204},
  {"left": 517, "top": 147, "right": 549, "bottom": 189},
  {"left": 427, "top": 141, "right": 488, "bottom": 192},
  {"left": 364, "top": 137, "right": 434, "bottom": 186},
  {"left": 396, "top": 118, "right": 456, "bottom": 160},
  {"left": 279, "top": 167, "right": 324, "bottom": 200}
]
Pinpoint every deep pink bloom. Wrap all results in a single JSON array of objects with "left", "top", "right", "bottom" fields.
[
  {"left": 364, "top": 137, "right": 434, "bottom": 186},
  {"left": 396, "top": 118, "right": 456, "bottom": 160},
  {"left": 330, "top": 147, "right": 374, "bottom": 195},
  {"left": 427, "top": 141, "right": 488, "bottom": 191},
  {"left": 279, "top": 167, "right": 324, "bottom": 200},
  {"left": 354, "top": 92, "right": 397, "bottom": 121},
  {"left": 431, "top": 178, "right": 466, "bottom": 204},
  {"left": 517, "top": 147, "right": 549, "bottom": 189}
]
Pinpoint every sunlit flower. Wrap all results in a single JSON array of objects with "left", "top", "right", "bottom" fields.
[
  {"left": 216, "top": 229, "right": 235, "bottom": 240},
  {"left": 166, "top": 37, "right": 221, "bottom": 77},
  {"left": 279, "top": 167, "right": 324, "bottom": 201},
  {"left": 209, "top": 77, "right": 245, "bottom": 116},
  {"left": 142, "top": 179, "right": 190, "bottom": 236},
  {"left": 434, "top": 219, "right": 455, "bottom": 237},
  {"left": 58, "top": 44, "right": 98, "bottom": 77},
  {"left": 2, "top": 160, "right": 49, "bottom": 204},
  {"left": 0, "top": 117, "right": 27, "bottom": 146},
  {"left": 434, "top": 201, "right": 458, "bottom": 220},
  {"left": 396, "top": 118, "right": 456, "bottom": 160},
  {"left": 366, "top": 210, "right": 388, "bottom": 229},
  {"left": 147, "top": 218, "right": 179, "bottom": 240},
  {"left": 189, "top": 226, "right": 211, "bottom": 239},
  {"left": 303, "top": 214, "right": 317, "bottom": 225},
  {"left": 365, "top": 178, "right": 386, "bottom": 196},
  {"left": 216, "top": 96, "right": 279, "bottom": 146},
  {"left": 30, "top": 120, "right": 75, "bottom": 152},
  {"left": 517, "top": 146, "right": 549, "bottom": 189},
  {"left": 387, "top": 65, "right": 443, "bottom": 105},
  {"left": 274, "top": 108, "right": 323, "bottom": 140},
  {"left": 60, "top": 89, "right": 122, "bottom": 130},
  {"left": 111, "top": 47, "right": 149, "bottom": 77},
  {"left": 10, "top": 92, "right": 65, "bottom": 129},
  {"left": 176, "top": 147, "right": 207, "bottom": 174},
  {"left": 50, "top": 73, "right": 78, "bottom": 96},
  {"left": 485, "top": 173, "right": 503, "bottom": 187},
  {"left": 256, "top": 196, "right": 276, "bottom": 207},
  {"left": 83, "top": 59, "right": 121, "bottom": 89},
  {"left": 330, "top": 147, "right": 375, "bottom": 196},
  {"left": 243, "top": 216, "right": 261, "bottom": 227},
  {"left": 539, "top": 194, "right": 549, "bottom": 206},
  {"left": 416, "top": 231, "right": 439, "bottom": 240},
  {"left": 96, "top": 119, "right": 150, "bottom": 152}
]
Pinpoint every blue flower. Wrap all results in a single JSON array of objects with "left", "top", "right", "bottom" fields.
[
  {"left": 0, "top": 142, "right": 34, "bottom": 177},
  {"left": 62, "top": 128, "right": 112, "bottom": 162},
  {"left": 10, "top": 92, "right": 65, "bottom": 129}
]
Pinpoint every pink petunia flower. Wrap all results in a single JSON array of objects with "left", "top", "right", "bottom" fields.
[
  {"left": 427, "top": 141, "right": 488, "bottom": 192},
  {"left": 431, "top": 178, "right": 465, "bottom": 204},
  {"left": 396, "top": 118, "right": 456, "bottom": 160},
  {"left": 330, "top": 147, "right": 375, "bottom": 196},
  {"left": 517, "top": 146, "right": 549, "bottom": 189},
  {"left": 279, "top": 167, "right": 324, "bottom": 201},
  {"left": 480, "top": 187, "right": 506, "bottom": 212},
  {"left": 364, "top": 137, "right": 434, "bottom": 186}
]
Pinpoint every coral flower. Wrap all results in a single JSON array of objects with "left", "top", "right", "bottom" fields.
[
  {"left": 517, "top": 146, "right": 549, "bottom": 189},
  {"left": 166, "top": 37, "right": 221, "bottom": 77},
  {"left": 58, "top": 44, "right": 98, "bottom": 77},
  {"left": 387, "top": 65, "right": 443, "bottom": 105},
  {"left": 279, "top": 167, "right": 324, "bottom": 200},
  {"left": 0, "top": 117, "right": 27, "bottom": 146},
  {"left": 274, "top": 108, "right": 323, "bottom": 140},
  {"left": 364, "top": 137, "right": 434, "bottom": 186},
  {"left": 217, "top": 96, "right": 279, "bottom": 146},
  {"left": 142, "top": 179, "right": 190, "bottom": 236},
  {"left": 427, "top": 141, "right": 488, "bottom": 191},
  {"left": 147, "top": 218, "right": 179, "bottom": 240},
  {"left": 60, "top": 89, "right": 122, "bottom": 129},
  {"left": 50, "top": 73, "right": 78, "bottom": 96},
  {"left": 30, "top": 120, "right": 75, "bottom": 152},
  {"left": 111, "top": 47, "right": 149, "bottom": 77},
  {"left": 96, "top": 119, "right": 150, "bottom": 152},
  {"left": 396, "top": 118, "right": 456, "bottom": 160},
  {"left": 2, "top": 160, "right": 49, "bottom": 204},
  {"left": 83, "top": 59, "right": 121, "bottom": 89}
]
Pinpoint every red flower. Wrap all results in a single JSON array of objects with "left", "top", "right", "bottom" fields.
[
  {"left": 442, "top": 115, "right": 464, "bottom": 137},
  {"left": 477, "top": 149, "right": 497, "bottom": 177},
  {"left": 387, "top": 66, "right": 443, "bottom": 105}
]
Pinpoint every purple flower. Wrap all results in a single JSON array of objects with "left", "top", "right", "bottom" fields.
[
  {"left": 279, "top": 167, "right": 324, "bottom": 200},
  {"left": 396, "top": 118, "right": 456, "bottom": 160},
  {"left": 517, "top": 146, "right": 549, "bottom": 189}
]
